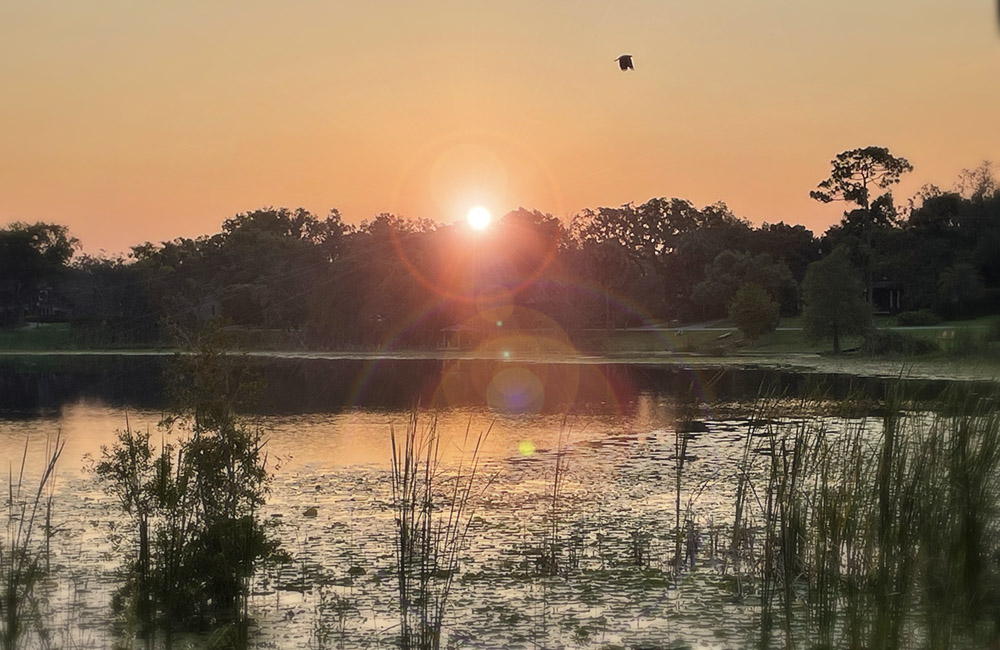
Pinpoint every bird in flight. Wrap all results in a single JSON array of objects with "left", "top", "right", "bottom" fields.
[{"left": 615, "top": 54, "right": 634, "bottom": 71}]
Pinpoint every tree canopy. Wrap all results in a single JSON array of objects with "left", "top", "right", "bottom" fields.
[
  {"left": 810, "top": 146, "right": 913, "bottom": 212},
  {"left": 0, "top": 222, "right": 78, "bottom": 325},
  {"left": 3, "top": 151, "right": 998, "bottom": 349}
]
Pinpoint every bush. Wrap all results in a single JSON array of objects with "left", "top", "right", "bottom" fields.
[
  {"left": 862, "top": 330, "right": 939, "bottom": 356},
  {"left": 988, "top": 317, "right": 1000, "bottom": 343},
  {"left": 896, "top": 309, "right": 942, "bottom": 327},
  {"left": 95, "top": 338, "right": 282, "bottom": 644},
  {"left": 948, "top": 328, "right": 989, "bottom": 357}
]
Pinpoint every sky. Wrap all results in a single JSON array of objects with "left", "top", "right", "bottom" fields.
[{"left": 1, "top": 0, "right": 998, "bottom": 255}]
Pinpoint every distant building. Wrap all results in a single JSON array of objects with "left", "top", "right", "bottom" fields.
[
  {"left": 869, "top": 279, "right": 903, "bottom": 314},
  {"left": 28, "top": 286, "right": 72, "bottom": 322},
  {"left": 439, "top": 323, "right": 485, "bottom": 350}
]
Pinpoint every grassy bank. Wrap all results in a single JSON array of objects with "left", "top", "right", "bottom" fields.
[
  {"left": 4, "top": 318, "right": 1000, "bottom": 371},
  {"left": 607, "top": 315, "right": 1000, "bottom": 359}
]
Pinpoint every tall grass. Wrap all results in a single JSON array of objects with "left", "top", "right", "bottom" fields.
[
  {"left": 390, "top": 413, "right": 494, "bottom": 650},
  {"left": 739, "top": 382, "right": 1000, "bottom": 650},
  {"left": 1, "top": 434, "right": 64, "bottom": 650}
]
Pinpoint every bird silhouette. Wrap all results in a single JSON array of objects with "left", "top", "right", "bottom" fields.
[{"left": 615, "top": 54, "right": 634, "bottom": 71}]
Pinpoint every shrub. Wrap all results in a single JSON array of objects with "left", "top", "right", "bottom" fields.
[
  {"left": 896, "top": 309, "right": 942, "bottom": 327},
  {"left": 988, "top": 317, "right": 1000, "bottom": 343},
  {"left": 95, "top": 340, "right": 281, "bottom": 645},
  {"left": 948, "top": 328, "right": 989, "bottom": 357},
  {"left": 862, "top": 330, "right": 939, "bottom": 356},
  {"left": 727, "top": 283, "right": 780, "bottom": 344}
]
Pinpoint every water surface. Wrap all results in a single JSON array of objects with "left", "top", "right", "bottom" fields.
[{"left": 0, "top": 355, "right": 982, "bottom": 649}]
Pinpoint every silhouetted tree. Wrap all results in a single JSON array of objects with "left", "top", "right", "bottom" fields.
[
  {"left": 938, "top": 262, "right": 984, "bottom": 319},
  {"left": 812, "top": 146, "right": 913, "bottom": 301},
  {"left": 810, "top": 146, "right": 913, "bottom": 213},
  {"left": 802, "top": 247, "right": 872, "bottom": 354},
  {"left": 0, "top": 222, "right": 78, "bottom": 326},
  {"left": 65, "top": 255, "right": 159, "bottom": 345},
  {"left": 750, "top": 222, "right": 821, "bottom": 284}
]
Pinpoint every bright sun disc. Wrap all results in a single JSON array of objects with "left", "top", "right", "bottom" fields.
[{"left": 467, "top": 205, "right": 492, "bottom": 230}]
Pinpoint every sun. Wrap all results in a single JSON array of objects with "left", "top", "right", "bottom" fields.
[{"left": 466, "top": 205, "right": 492, "bottom": 231}]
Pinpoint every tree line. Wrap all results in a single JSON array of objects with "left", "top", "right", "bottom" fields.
[{"left": 1, "top": 148, "right": 998, "bottom": 350}]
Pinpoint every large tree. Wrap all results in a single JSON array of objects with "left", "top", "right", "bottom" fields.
[
  {"left": 937, "top": 262, "right": 985, "bottom": 318},
  {"left": 801, "top": 247, "right": 872, "bottom": 354},
  {"left": 0, "top": 222, "right": 78, "bottom": 325},
  {"left": 811, "top": 147, "right": 913, "bottom": 301}
]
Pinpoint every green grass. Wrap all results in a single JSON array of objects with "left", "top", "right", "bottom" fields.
[
  {"left": 3, "top": 315, "right": 999, "bottom": 360},
  {"left": 0, "top": 322, "right": 304, "bottom": 352},
  {"left": 606, "top": 314, "right": 1000, "bottom": 360},
  {"left": 0, "top": 323, "right": 77, "bottom": 350}
]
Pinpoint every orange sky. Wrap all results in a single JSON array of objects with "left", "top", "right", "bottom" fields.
[{"left": 1, "top": 1, "right": 998, "bottom": 254}]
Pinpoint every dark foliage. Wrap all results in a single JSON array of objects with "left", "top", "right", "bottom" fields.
[
  {"left": 94, "top": 339, "right": 282, "bottom": 644},
  {"left": 6, "top": 156, "right": 998, "bottom": 348},
  {"left": 802, "top": 246, "right": 873, "bottom": 354},
  {"left": 896, "top": 309, "right": 943, "bottom": 327},
  {"left": 0, "top": 223, "right": 78, "bottom": 327}
]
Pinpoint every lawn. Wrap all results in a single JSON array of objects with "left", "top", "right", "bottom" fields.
[{"left": 0, "top": 322, "right": 78, "bottom": 350}]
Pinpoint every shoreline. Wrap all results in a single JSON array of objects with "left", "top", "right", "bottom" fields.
[{"left": 1, "top": 348, "right": 998, "bottom": 383}]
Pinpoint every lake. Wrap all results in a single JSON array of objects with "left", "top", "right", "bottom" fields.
[{"left": 1, "top": 354, "right": 996, "bottom": 649}]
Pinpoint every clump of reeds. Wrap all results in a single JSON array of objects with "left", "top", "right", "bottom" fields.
[
  {"left": 1, "top": 433, "right": 64, "bottom": 650},
  {"left": 736, "top": 381, "right": 1000, "bottom": 650},
  {"left": 390, "top": 413, "right": 493, "bottom": 650}
]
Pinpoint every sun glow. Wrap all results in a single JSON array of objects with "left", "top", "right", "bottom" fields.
[{"left": 466, "top": 205, "right": 492, "bottom": 230}]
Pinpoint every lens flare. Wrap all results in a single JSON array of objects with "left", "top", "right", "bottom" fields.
[{"left": 486, "top": 366, "right": 545, "bottom": 413}]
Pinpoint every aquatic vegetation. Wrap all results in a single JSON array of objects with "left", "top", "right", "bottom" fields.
[
  {"left": 742, "top": 383, "right": 1000, "bottom": 650},
  {"left": 390, "top": 413, "right": 494, "bottom": 650},
  {"left": 94, "top": 345, "right": 283, "bottom": 648},
  {"left": 1, "top": 435, "right": 63, "bottom": 650}
]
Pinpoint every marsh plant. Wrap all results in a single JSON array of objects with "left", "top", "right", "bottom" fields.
[
  {"left": 737, "top": 384, "right": 1000, "bottom": 650},
  {"left": 94, "top": 343, "right": 281, "bottom": 648},
  {"left": 390, "top": 414, "right": 493, "bottom": 650},
  {"left": 311, "top": 587, "right": 357, "bottom": 650},
  {"left": 536, "top": 428, "right": 570, "bottom": 577},
  {"left": 1, "top": 435, "right": 63, "bottom": 650}
]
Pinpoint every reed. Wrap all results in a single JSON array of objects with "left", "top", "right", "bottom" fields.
[
  {"left": 739, "top": 381, "right": 1000, "bottom": 650},
  {"left": 390, "top": 413, "right": 493, "bottom": 650},
  {"left": 538, "top": 426, "right": 569, "bottom": 577},
  {"left": 1, "top": 434, "right": 64, "bottom": 650}
]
